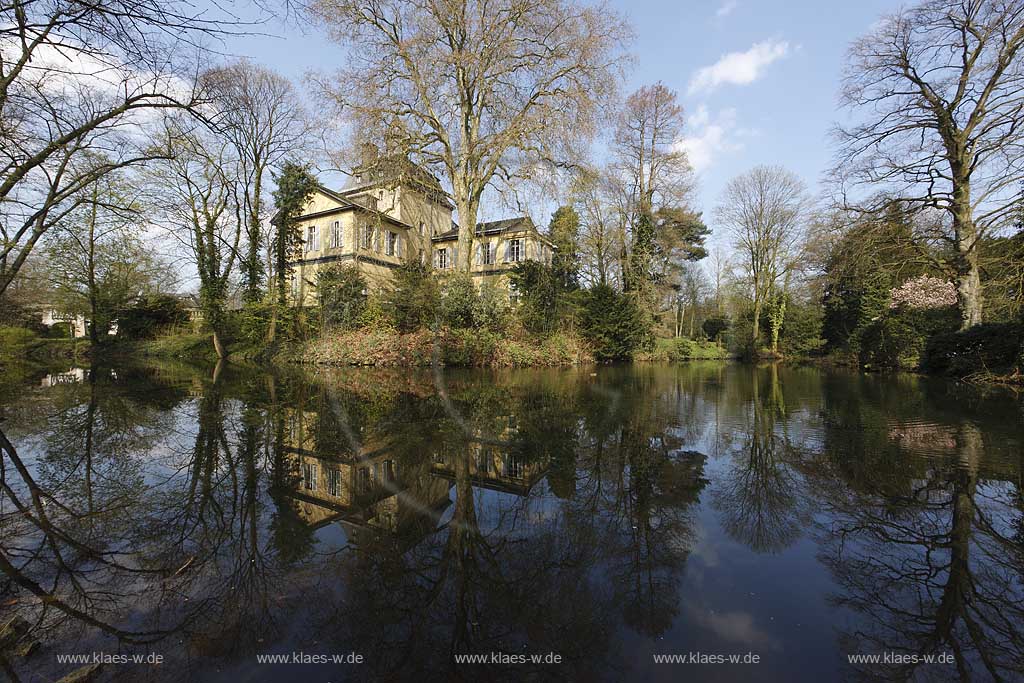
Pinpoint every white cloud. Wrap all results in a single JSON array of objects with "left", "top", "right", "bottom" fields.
[
  {"left": 715, "top": 0, "right": 738, "bottom": 18},
  {"left": 677, "top": 105, "right": 751, "bottom": 173},
  {"left": 688, "top": 40, "right": 790, "bottom": 94}
]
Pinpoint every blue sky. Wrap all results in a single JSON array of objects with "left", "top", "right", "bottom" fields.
[{"left": 222, "top": 0, "right": 897, "bottom": 241}]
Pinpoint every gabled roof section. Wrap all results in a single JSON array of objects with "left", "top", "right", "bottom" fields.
[
  {"left": 289, "top": 185, "right": 414, "bottom": 229},
  {"left": 431, "top": 216, "right": 556, "bottom": 248}
]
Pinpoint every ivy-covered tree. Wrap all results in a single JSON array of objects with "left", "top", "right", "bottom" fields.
[
  {"left": 316, "top": 264, "right": 367, "bottom": 330},
  {"left": 269, "top": 161, "right": 317, "bottom": 342},
  {"left": 548, "top": 206, "right": 581, "bottom": 290}
]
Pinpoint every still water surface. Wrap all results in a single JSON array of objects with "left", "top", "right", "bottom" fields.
[{"left": 0, "top": 361, "right": 1022, "bottom": 682}]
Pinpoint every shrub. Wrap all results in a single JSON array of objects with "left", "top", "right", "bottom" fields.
[
  {"left": 439, "top": 273, "right": 478, "bottom": 329},
  {"left": 921, "top": 322, "right": 1023, "bottom": 377},
  {"left": 234, "top": 301, "right": 275, "bottom": 347},
  {"left": 0, "top": 298, "right": 46, "bottom": 332},
  {"left": 383, "top": 262, "right": 439, "bottom": 332},
  {"left": 780, "top": 303, "right": 825, "bottom": 357},
  {"left": 355, "top": 295, "right": 393, "bottom": 330},
  {"left": 473, "top": 281, "right": 511, "bottom": 333},
  {"left": 580, "top": 284, "right": 645, "bottom": 361},
  {"left": 702, "top": 315, "right": 730, "bottom": 342},
  {"left": 510, "top": 261, "right": 564, "bottom": 335},
  {"left": 317, "top": 264, "right": 367, "bottom": 329},
  {"left": 0, "top": 326, "right": 40, "bottom": 361},
  {"left": 858, "top": 306, "right": 959, "bottom": 370},
  {"left": 116, "top": 294, "right": 188, "bottom": 340}
]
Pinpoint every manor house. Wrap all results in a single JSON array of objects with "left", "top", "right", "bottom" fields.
[{"left": 287, "top": 157, "right": 556, "bottom": 305}]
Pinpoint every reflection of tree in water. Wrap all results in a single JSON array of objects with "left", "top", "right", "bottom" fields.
[
  {"left": 0, "top": 364, "right": 311, "bottom": 679},
  {"left": 296, "top": 376, "right": 620, "bottom": 680},
  {"left": 712, "top": 365, "right": 810, "bottom": 553},
  {"left": 810, "top": 393, "right": 1024, "bottom": 682},
  {"left": 294, "top": 369, "right": 710, "bottom": 678},
  {"left": 567, "top": 367, "right": 710, "bottom": 638}
]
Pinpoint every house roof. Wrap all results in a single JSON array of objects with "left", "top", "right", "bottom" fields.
[
  {"left": 431, "top": 216, "right": 555, "bottom": 248},
  {"left": 288, "top": 185, "right": 415, "bottom": 230},
  {"left": 344, "top": 154, "right": 454, "bottom": 209}
]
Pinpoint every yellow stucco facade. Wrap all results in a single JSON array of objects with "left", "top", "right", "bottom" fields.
[{"left": 287, "top": 168, "right": 557, "bottom": 306}]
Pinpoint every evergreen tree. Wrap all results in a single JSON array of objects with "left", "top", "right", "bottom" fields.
[{"left": 548, "top": 206, "right": 581, "bottom": 290}]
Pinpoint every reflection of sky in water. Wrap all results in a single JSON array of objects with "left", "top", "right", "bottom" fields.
[{"left": 0, "top": 363, "right": 1021, "bottom": 682}]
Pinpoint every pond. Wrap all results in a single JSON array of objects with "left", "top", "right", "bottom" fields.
[{"left": 0, "top": 361, "right": 1022, "bottom": 682}]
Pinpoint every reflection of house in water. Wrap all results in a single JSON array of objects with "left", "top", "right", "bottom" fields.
[
  {"left": 40, "top": 368, "right": 87, "bottom": 387},
  {"left": 430, "top": 417, "right": 550, "bottom": 496},
  {"left": 282, "top": 408, "right": 451, "bottom": 541},
  {"left": 280, "top": 409, "right": 550, "bottom": 540}
]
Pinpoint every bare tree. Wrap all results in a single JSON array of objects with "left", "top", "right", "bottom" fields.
[
  {"left": 201, "top": 62, "right": 311, "bottom": 304},
  {"left": 834, "top": 0, "right": 1024, "bottom": 329},
  {"left": 0, "top": 1, "right": 250, "bottom": 299},
  {"left": 42, "top": 173, "right": 174, "bottom": 344},
  {"left": 610, "top": 82, "right": 698, "bottom": 314},
  {"left": 309, "top": 0, "right": 629, "bottom": 272},
  {"left": 716, "top": 165, "right": 807, "bottom": 351},
  {"left": 148, "top": 121, "right": 242, "bottom": 358},
  {"left": 574, "top": 166, "right": 625, "bottom": 287},
  {"left": 612, "top": 82, "right": 694, "bottom": 218}
]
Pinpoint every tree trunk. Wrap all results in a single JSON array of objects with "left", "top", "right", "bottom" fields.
[
  {"left": 245, "top": 166, "right": 264, "bottom": 303},
  {"left": 455, "top": 197, "right": 476, "bottom": 272},
  {"left": 87, "top": 191, "right": 99, "bottom": 347},
  {"left": 952, "top": 178, "right": 983, "bottom": 329},
  {"left": 954, "top": 245, "right": 983, "bottom": 330},
  {"left": 212, "top": 329, "right": 226, "bottom": 359},
  {"left": 751, "top": 297, "right": 762, "bottom": 350}
]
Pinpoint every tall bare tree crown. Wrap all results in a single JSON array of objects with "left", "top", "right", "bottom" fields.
[{"left": 310, "top": 0, "right": 631, "bottom": 271}]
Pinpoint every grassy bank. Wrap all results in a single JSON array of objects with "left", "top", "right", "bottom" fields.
[
  {"left": 292, "top": 327, "right": 594, "bottom": 367},
  {"left": 636, "top": 337, "right": 733, "bottom": 362},
  {"left": 0, "top": 326, "right": 91, "bottom": 364}
]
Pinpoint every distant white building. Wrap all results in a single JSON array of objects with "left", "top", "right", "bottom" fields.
[
  {"left": 37, "top": 307, "right": 117, "bottom": 338},
  {"left": 39, "top": 308, "right": 88, "bottom": 338}
]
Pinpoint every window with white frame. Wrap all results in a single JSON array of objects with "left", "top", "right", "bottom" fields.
[
  {"left": 508, "top": 238, "right": 521, "bottom": 262},
  {"left": 386, "top": 230, "right": 398, "bottom": 256},
  {"left": 482, "top": 242, "right": 493, "bottom": 265},
  {"left": 305, "top": 225, "right": 319, "bottom": 252},
  {"left": 362, "top": 224, "right": 374, "bottom": 249},
  {"left": 503, "top": 454, "right": 524, "bottom": 479},
  {"left": 330, "top": 221, "right": 342, "bottom": 249},
  {"left": 437, "top": 248, "right": 448, "bottom": 270},
  {"left": 358, "top": 467, "right": 371, "bottom": 492},
  {"left": 302, "top": 462, "right": 318, "bottom": 491},
  {"left": 327, "top": 468, "right": 341, "bottom": 497}
]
